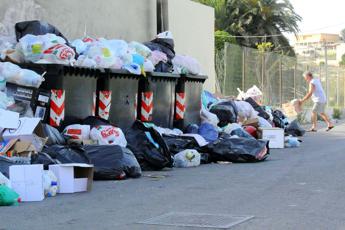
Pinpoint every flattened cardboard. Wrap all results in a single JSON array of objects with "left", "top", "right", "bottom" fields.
[{"left": 12, "top": 140, "right": 37, "bottom": 157}]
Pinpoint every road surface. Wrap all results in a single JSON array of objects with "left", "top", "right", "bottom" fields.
[{"left": 1, "top": 122, "right": 345, "bottom": 230}]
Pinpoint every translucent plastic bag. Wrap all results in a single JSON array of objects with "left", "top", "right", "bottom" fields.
[
  {"left": 245, "top": 85, "right": 263, "bottom": 103},
  {"left": 148, "top": 50, "right": 168, "bottom": 66},
  {"left": 18, "top": 34, "right": 67, "bottom": 63},
  {"left": 129, "top": 41, "right": 151, "bottom": 58},
  {"left": 234, "top": 100, "right": 258, "bottom": 120},
  {"left": 172, "top": 54, "right": 201, "bottom": 75},
  {"left": 90, "top": 125, "right": 127, "bottom": 147},
  {"left": 144, "top": 59, "right": 155, "bottom": 72},
  {"left": 173, "top": 149, "right": 201, "bottom": 168},
  {"left": 75, "top": 55, "right": 97, "bottom": 68},
  {"left": 0, "top": 62, "right": 44, "bottom": 88},
  {"left": 39, "top": 44, "right": 75, "bottom": 65},
  {"left": 200, "top": 107, "right": 219, "bottom": 128},
  {"left": 63, "top": 124, "right": 91, "bottom": 140}
]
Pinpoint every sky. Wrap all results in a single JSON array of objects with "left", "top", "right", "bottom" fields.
[{"left": 289, "top": 0, "right": 345, "bottom": 38}]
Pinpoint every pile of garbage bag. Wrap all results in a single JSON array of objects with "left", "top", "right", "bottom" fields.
[
  {"left": 1, "top": 20, "right": 203, "bottom": 76},
  {"left": 0, "top": 20, "right": 308, "bottom": 205}
]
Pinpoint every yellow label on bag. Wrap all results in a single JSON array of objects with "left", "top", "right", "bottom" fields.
[
  {"left": 32, "top": 44, "right": 42, "bottom": 54},
  {"left": 102, "top": 48, "right": 111, "bottom": 58}
]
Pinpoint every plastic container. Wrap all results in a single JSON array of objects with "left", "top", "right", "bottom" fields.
[
  {"left": 138, "top": 73, "right": 179, "bottom": 128},
  {"left": 174, "top": 74, "right": 207, "bottom": 129},
  {"left": 96, "top": 69, "right": 139, "bottom": 129},
  {"left": 21, "top": 64, "right": 98, "bottom": 128}
]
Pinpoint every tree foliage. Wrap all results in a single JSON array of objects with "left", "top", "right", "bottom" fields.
[
  {"left": 339, "top": 54, "right": 345, "bottom": 67},
  {"left": 194, "top": 0, "right": 301, "bottom": 56},
  {"left": 215, "top": 30, "right": 236, "bottom": 51},
  {"left": 340, "top": 28, "right": 345, "bottom": 41}
]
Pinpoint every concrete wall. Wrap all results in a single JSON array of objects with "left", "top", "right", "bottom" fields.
[
  {"left": 0, "top": 0, "right": 157, "bottom": 42},
  {"left": 0, "top": 0, "right": 216, "bottom": 92},
  {"left": 167, "top": 0, "right": 216, "bottom": 92}
]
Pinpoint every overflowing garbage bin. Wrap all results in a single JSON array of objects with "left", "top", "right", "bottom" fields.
[
  {"left": 96, "top": 69, "right": 140, "bottom": 129},
  {"left": 174, "top": 74, "right": 207, "bottom": 129},
  {"left": 138, "top": 73, "right": 179, "bottom": 128}
]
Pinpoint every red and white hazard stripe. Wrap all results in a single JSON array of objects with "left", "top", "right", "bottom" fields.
[
  {"left": 92, "top": 92, "right": 96, "bottom": 116},
  {"left": 98, "top": 91, "right": 112, "bottom": 120},
  {"left": 134, "top": 93, "right": 138, "bottom": 119},
  {"left": 141, "top": 92, "right": 153, "bottom": 122},
  {"left": 175, "top": 92, "right": 186, "bottom": 120},
  {"left": 50, "top": 89, "right": 65, "bottom": 127}
]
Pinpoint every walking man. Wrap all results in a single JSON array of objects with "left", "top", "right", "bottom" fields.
[{"left": 299, "top": 71, "right": 334, "bottom": 132}]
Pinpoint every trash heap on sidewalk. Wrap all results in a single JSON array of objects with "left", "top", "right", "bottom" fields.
[{"left": 0, "top": 20, "right": 305, "bottom": 206}]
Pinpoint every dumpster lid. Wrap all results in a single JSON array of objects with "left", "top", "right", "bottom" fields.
[{"left": 180, "top": 74, "right": 207, "bottom": 82}]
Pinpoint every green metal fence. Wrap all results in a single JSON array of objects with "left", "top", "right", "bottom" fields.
[{"left": 218, "top": 43, "right": 345, "bottom": 109}]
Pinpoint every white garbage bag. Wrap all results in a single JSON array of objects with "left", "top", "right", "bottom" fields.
[
  {"left": 173, "top": 149, "right": 201, "bottom": 168},
  {"left": 200, "top": 107, "right": 219, "bottom": 128},
  {"left": 63, "top": 124, "right": 91, "bottom": 140},
  {"left": 0, "top": 62, "right": 44, "bottom": 88},
  {"left": 143, "top": 59, "right": 155, "bottom": 72},
  {"left": 128, "top": 41, "right": 151, "bottom": 58},
  {"left": 172, "top": 54, "right": 201, "bottom": 75},
  {"left": 258, "top": 116, "right": 273, "bottom": 128},
  {"left": 90, "top": 125, "right": 127, "bottom": 147},
  {"left": 234, "top": 100, "right": 258, "bottom": 120}
]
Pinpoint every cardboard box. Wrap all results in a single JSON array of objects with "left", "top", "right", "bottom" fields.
[
  {"left": 0, "top": 109, "right": 20, "bottom": 129},
  {"left": 49, "top": 164, "right": 94, "bottom": 193},
  {"left": 242, "top": 118, "right": 259, "bottom": 128},
  {"left": 0, "top": 138, "right": 18, "bottom": 156},
  {"left": 12, "top": 140, "right": 37, "bottom": 157},
  {"left": 282, "top": 103, "right": 298, "bottom": 118},
  {"left": 258, "top": 128, "right": 285, "bottom": 149},
  {"left": 2, "top": 118, "right": 48, "bottom": 151},
  {"left": 9, "top": 164, "right": 44, "bottom": 202}
]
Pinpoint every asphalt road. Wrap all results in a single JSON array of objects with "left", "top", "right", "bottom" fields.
[{"left": 1, "top": 122, "right": 345, "bottom": 230}]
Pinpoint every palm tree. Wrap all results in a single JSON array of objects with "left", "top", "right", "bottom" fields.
[
  {"left": 224, "top": 0, "right": 301, "bottom": 55},
  {"left": 195, "top": 0, "right": 301, "bottom": 56}
]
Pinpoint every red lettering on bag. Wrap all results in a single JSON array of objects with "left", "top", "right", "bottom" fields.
[
  {"left": 67, "top": 129, "right": 82, "bottom": 135},
  {"left": 100, "top": 127, "right": 119, "bottom": 138}
]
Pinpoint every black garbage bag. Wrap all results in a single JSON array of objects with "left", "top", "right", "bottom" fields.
[
  {"left": 125, "top": 120, "right": 173, "bottom": 170},
  {"left": 245, "top": 97, "right": 270, "bottom": 120},
  {"left": 144, "top": 37, "right": 175, "bottom": 72},
  {"left": 210, "top": 101, "right": 238, "bottom": 127},
  {"left": 83, "top": 145, "right": 141, "bottom": 180},
  {"left": 42, "top": 124, "right": 66, "bottom": 146},
  {"left": 41, "top": 145, "right": 91, "bottom": 164},
  {"left": 15, "top": 20, "right": 68, "bottom": 42},
  {"left": 273, "top": 110, "right": 289, "bottom": 128},
  {"left": 204, "top": 133, "right": 269, "bottom": 163},
  {"left": 286, "top": 120, "right": 306, "bottom": 137},
  {"left": 163, "top": 135, "right": 202, "bottom": 155},
  {"left": 0, "top": 156, "right": 31, "bottom": 178},
  {"left": 31, "top": 152, "right": 60, "bottom": 169}
]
